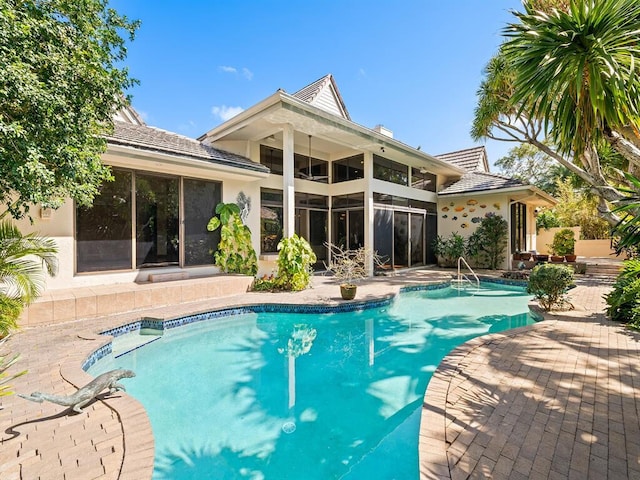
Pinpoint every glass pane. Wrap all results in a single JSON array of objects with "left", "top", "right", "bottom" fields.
[
  {"left": 184, "top": 179, "right": 221, "bottom": 267},
  {"left": 426, "top": 214, "right": 438, "bottom": 264},
  {"left": 332, "top": 154, "right": 364, "bottom": 183},
  {"left": 411, "top": 213, "right": 425, "bottom": 266},
  {"left": 394, "top": 211, "right": 409, "bottom": 268},
  {"left": 309, "top": 210, "right": 328, "bottom": 266},
  {"left": 374, "top": 209, "right": 393, "bottom": 270},
  {"left": 76, "top": 170, "right": 132, "bottom": 272},
  {"left": 411, "top": 168, "right": 437, "bottom": 191},
  {"left": 295, "top": 208, "right": 309, "bottom": 240},
  {"left": 136, "top": 174, "right": 179, "bottom": 268},
  {"left": 348, "top": 209, "right": 364, "bottom": 249},
  {"left": 373, "top": 155, "right": 408, "bottom": 185},
  {"left": 260, "top": 145, "right": 283, "bottom": 175},
  {"left": 332, "top": 211, "right": 348, "bottom": 249},
  {"left": 261, "top": 206, "right": 283, "bottom": 253},
  {"left": 295, "top": 153, "right": 328, "bottom": 183}
]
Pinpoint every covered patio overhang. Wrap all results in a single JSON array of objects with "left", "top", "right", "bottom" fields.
[{"left": 199, "top": 91, "right": 464, "bottom": 177}]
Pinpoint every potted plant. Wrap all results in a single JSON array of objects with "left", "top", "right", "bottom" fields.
[
  {"left": 324, "top": 243, "right": 385, "bottom": 300},
  {"left": 550, "top": 228, "right": 576, "bottom": 263}
]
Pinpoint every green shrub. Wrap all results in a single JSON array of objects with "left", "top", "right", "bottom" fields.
[
  {"left": 275, "top": 234, "right": 317, "bottom": 291},
  {"left": 433, "top": 232, "right": 466, "bottom": 267},
  {"left": 550, "top": 228, "right": 576, "bottom": 256},
  {"left": 605, "top": 259, "right": 640, "bottom": 327},
  {"left": 527, "top": 264, "right": 574, "bottom": 311},
  {"left": 207, "top": 202, "right": 258, "bottom": 276},
  {"left": 466, "top": 213, "right": 508, "bottom": 269}
]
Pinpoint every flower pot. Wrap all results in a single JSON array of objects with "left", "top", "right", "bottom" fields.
[
  {"left": 340, "top": 284, "right": 357, "bottom": 300},
  {"left": 520, "top": 253, "right": 532, "bottom": 261},
  {"left": 513, "top": 252, "right": 522, "bottom": 261},
  {"left": 565, "top": 254, "right": 577, "bottom": 263},
  {"left": 550, "top": 255, "right": 565, "bottom": 263},
  {"left": 533, "top": 254, "right": 548, "bottom": 262}
]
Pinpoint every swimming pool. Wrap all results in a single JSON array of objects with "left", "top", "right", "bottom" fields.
[{"left": 88, "top": 282, "right": 536, "bottom": 479}]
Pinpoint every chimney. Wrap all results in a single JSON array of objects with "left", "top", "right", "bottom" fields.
[{"left": 373, "top": 124, "right": 393, "bottom": 138}]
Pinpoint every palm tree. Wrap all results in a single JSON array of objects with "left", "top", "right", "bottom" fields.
[
  {"left": 472, "top": 0, "right": 640, "bottom": 226},
  {"left": 0, "top": 221, "right": 58, "bottom": 336},
  {"left": 502, "top": 0, "right": 640, "bottom": 165}
]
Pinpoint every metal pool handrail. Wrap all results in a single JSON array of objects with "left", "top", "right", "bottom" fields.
[{"left": 456, "top": 256, "right": 480, "bottom": 289}]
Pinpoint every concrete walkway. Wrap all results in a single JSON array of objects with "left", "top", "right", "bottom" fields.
[{"left": 1, "top": 269, "right": 637, "bottom": 479}]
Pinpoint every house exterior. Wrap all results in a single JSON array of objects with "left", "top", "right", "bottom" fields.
[
  {"left": 435, "top": 147, "right": 555, "bottom": 268},
  {"left": 12, "top": 74, "right": 554, "bottom": 291}
]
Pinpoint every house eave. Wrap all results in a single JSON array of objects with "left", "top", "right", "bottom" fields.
[
  {"left": 105, "top": 144, "right": 270, "bottom": 180},
  {"left": 439, "top": 185, "right": 557, "bottom": 206}
]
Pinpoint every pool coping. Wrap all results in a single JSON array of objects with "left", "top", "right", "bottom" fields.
[{"left": 76, "top": 276, "right": 532, "bottom": 478}]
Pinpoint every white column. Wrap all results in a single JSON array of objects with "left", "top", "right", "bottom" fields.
[
  {"left": 363, "top": 151, "right": 375, "bottom": 276},
  {"left": 282, "top": 124, "right": 295, "bottom": 238}
]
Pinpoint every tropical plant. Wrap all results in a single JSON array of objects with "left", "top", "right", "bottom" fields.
[
  {"left": 503, "top": 0, "right": 640, "bottom": 162},
  {"left": 551, "top": 179, "right": 611, "bottom": 240},
  {"left": 0, "top": 221, "right": 58, "bottom": 337},
  {"left": 207, "top": 203, "right": 258, "bottom": 276},
  {"left": 274, "top": 234, "right": 316, "bottom": 291},
  {"left": 527, "top": 264, "right": 575, "bottom": 311},
  {"left": 550, "top": 228, "right": 576, "bottom": 256},
  {"left": 466, "top": 214, "right": 508, "bottom": 270},
  {"left": 536, "top": 209, "right": 561, "bottom": 232},
  {"left": 611, "top": 172, "right": 640, "bottom": 254},
  {"left": 472, "top": 0, "right": 640, "bottom": 227},
  {"left": 432, "top": 232, "right": 466, "bottom": 268},
  {"left": 0, "top": 0, "right": 139, "bottom": 220},
  {"left": 0, "top": 335, "right": 26, "bottom": 404},
  {"left": 605, "top": 259, "right": 640, "bottom": 327}
]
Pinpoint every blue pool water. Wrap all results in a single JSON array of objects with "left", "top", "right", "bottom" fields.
[{"left": 89, "top": 283, "right": 535, "bottom": 479}]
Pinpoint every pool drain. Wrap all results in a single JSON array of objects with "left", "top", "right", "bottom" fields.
[{"left": 282, "top": 422, "right": 296, "bottom": 434}]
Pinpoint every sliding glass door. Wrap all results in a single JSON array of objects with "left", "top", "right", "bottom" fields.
[{"left": 76, "top": 169, "right": 221, "bottom": 273}]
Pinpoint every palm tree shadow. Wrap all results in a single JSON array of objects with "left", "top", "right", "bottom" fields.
[{"left": 154, "top": 445, "right": 264, "bottom": 480}]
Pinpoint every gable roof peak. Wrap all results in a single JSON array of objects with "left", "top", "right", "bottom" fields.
[
  {"left": 435, "top": 146, "right": 489, "bottom": 173},
  {"left": 292, "top": 74, "right": 351, "bottom": 120}
]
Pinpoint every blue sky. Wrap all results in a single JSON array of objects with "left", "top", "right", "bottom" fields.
[{"left": 112, "top": 0, "right": 523, "bottom": 167}]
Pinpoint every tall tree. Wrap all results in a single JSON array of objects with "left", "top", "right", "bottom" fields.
[
  {"left": 0, "top": 0, "right": 139, "bottom": 220},
  {"left": 472, "top": 0, "right": 640, "bottom": 226},
  {"left": 503, "top": 0, "right": 640, "bottom": 167},
  {"left": 494, "top": 143, "right": 569, "bottom": 195}
]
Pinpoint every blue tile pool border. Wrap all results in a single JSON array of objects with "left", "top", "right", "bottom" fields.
[{"left": 84, "top": 279, "right": 531, "bottom": 370}]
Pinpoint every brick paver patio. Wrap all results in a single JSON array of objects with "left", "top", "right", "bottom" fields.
[
  {"left": 419, "top": 275, "right": 640, "bottom": 480},
  {"left": 1, "top": 269, "right": 636, "bottom": 479}
]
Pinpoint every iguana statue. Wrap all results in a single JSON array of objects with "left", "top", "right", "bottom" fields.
[{"left": 18, "top": 369, "right": 135, "bottom": 413}]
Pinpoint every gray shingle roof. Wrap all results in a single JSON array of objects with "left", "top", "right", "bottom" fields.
[
  {"left": 108, "top": 122, "right": 269, "bottom": 173},
  {"left": 439, "top": 171, "right": 528, "bottom": 195},
  {"left": 435, "top": 146, "right": 488, "bottom": 172},
  {"left": 292, "top": 74, "right": 351, "bottom": 120}
]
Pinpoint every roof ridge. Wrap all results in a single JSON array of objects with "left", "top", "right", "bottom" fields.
[{"left": 434, "top": 145, "right": 485, "bottom": 157}]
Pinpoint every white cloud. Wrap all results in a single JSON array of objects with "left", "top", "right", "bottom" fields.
[
  {"left": 358, "top": 68, "right": 367, "bottom": 78},
  {"left": 218, "top": 65, "right": 253, "bottom": 80},
  {"left": 211, "top": 105, "right": 244, "bottom": 121},
  {"left": 242, "top": 67, "right": 253, "bottom": 80}
]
